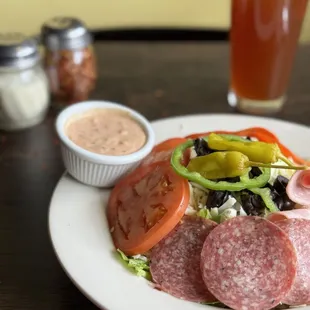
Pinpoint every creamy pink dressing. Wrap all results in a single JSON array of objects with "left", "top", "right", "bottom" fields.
[{"left": 66, "top": 109, "right": 146, "bottom": 155}]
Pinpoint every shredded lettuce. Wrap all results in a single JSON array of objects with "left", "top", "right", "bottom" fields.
[
  {"left": 197, "top": 208, "right": 221, "bottom": 223},
  {"left": 269, "top": 159, "right": 295, "bottom": 185},
  {"left": 117, "top": 249, "right": 151, "bottom": 280},
  {"left": 188, "top": 183, "right": 209, "bottom": 211},
  {"left": 197, "top": 208, "right": 212, "bottom": 219}
]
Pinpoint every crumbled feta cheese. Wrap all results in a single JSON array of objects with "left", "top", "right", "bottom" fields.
[
  {"left": 220, "top": 208, "right": 237, "bottom": 223},
  {"left": 218, "top": 197, "right": 237, "bottom": 214},
  {"left": 232, "top": 201, "right": 247, "bottom": 216},
  {"left": 190, "top": 147, "right": 197, "bottom": 159},
  {"left": 132, "top": 254, "right": 148, "bottom": 262},
  {"left": 239, "top": 208, "right": 248, "bottom": 216},
  {"left": 185, "top": 205, "right": 197, "bottom": 215},
  {"left": 241, "top": 136, "right": 258, "bottom": 142},
  {"left": 210, "top": 207, "right": 219, "bottom": 218}
]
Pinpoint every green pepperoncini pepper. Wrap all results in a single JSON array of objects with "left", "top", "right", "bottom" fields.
[
  {"left": 187, "top": 151, "right": 248, "bottom": 179},
  {"left": 208, "top": 133, "right": 307, "bottom": 169},
  {"left": 171, "top": 134, "right": 306, "bottom": 191},
  {"left": 187, "top": 151, "right": 306, "bottom": 180},
  {"left": 170, "top": 136, "right": 271, "bottom": 191}
]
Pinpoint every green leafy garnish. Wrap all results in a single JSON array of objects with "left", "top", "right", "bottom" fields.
[
  {"left": 197, "top": 208, "right": 212, "bottom": 219},
  {"left": 117, "top": 249, "right": 151, "bottom": 280},
  {"left": 198, "top": 208, "right": 220, "bottom": 223}
]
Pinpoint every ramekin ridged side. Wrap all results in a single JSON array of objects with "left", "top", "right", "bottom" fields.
[
  {"left": 60, "top": 144, "right": 140, "bottom": 187},
  {"left": 55, "top": 100, "right": 155, "bottom": 188}
]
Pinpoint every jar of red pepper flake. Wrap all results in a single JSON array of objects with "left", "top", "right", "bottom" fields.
[{"left": 41, "top": 17, "right": 97, "bottom": 107}]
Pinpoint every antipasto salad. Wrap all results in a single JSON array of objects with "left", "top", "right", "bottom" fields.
[{"left": 107, "top": 127, "right": 310, "bottom": 310}]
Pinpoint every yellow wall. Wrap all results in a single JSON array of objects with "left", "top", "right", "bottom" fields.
[{"left": 1, "top": 0, "right": 310, "bottom": 42}]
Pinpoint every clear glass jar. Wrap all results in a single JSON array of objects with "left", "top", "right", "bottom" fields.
[
  {"left": 44, "top": 45, "right": 96, "bottom": 105},
  {"left": 41, "top": 17, "right": 97, "bottom": 107},
  {"left": 0, "top": 33, "right": 50, "bottom": 131}
]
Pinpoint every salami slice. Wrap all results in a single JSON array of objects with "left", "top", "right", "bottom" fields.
[
  {"left": 276, "top": 219, "right": 310, "bottom": 306},
  {"left": 150, "top": 215, "right": 217, "bottom": 302},
  {"left": 267, "top": 209, "right": 310, "bottom": 223},
  {"left": 201, "top": 216, "right": 297, "bottom": 310}
]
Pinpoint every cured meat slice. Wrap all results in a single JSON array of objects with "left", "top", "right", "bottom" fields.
[
  {"left": 150, "top": 215, "right": 217, "bottom": 302},
  {"left": 267, "top": 209, "right": 310, "bottom": 223},
  {"left": 276, "top": 219, "right": 310, "bottom": 306},
  {"left": 295, "top": 204, "right": 310, "bottom": 209},
  {"left": 201, "top": 216, "right": 297, "bottom": 310},
  {"left": 286, "top": 170, "right": 310, "bottom": 206}
]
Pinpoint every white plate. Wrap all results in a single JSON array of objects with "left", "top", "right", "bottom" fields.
[{"left": 49, "top": 114, "right": 310, "bottom": 310}]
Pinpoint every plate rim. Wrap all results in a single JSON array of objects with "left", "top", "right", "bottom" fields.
[
  {"left": 150, "top": 112, "right": 310, "bottom": 130},
  {"left": 48, "top": 172, "right": 107, "bottom": 310}
]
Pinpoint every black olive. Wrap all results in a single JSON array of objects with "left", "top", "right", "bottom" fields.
[
  {"left": 251, "top": 195, "right": 265, "bottom": 211},
  {"left": 273, "top": 175, "right": 289, "bottom": 195},
  {"left": 216, "top": 176, "right": 240, "bottom": 183},
  {"left": 249, "top": 167, "right": 263, "bottom": 179},
  {"left": 269, "top": 189, "right": 279, "bottom": 201},
  {"left": 240, "top": 174, "right": 293, "bottom": 214},
  {"left": 240, "top": 191, "right": 265, "bottom": 216},
  {"left": 274, "top": 193, "right": 295, "bottom": 211},
  {"left": 225, "top": 176, "right": 241, "bottom": 183},
  {"left": 246, "top": 136, "right": 252, "bottom": 141},
  {"left": 265, "top": 175, "right": 294, "bottom": 211},
  {"left": 206, "top": 190, "right": 229, "bottom": 209},
  {"left": 263, "top": 183, "right": 279, "bottom": 200},
  {"left": 193, "top": 138, "right": 214, "bottom": 156},
  {"left": 264, "top": 183, "right": 273, "bottom": 190}
]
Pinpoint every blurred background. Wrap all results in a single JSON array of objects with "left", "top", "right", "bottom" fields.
[
  {"left": 1, "top": 2, "right": 310, "bottom": 310},
  {"left": 2, "top": 0, "right": 310, "bottom": 42}
]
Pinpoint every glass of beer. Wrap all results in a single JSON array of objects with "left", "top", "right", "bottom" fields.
[{"left": 228, "top": 0, "right": 308, "bottom": 114}]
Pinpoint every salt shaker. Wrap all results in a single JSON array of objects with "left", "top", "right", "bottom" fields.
[
  {"left": 0, "top": 33, "right": 50, "bottom": 131},
  {"left": 41, "top": 17, "right": 97, "bottom": 106}
]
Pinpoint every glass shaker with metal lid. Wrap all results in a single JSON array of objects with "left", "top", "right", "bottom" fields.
[
  {"left": 41, "top": 17, "right": 97, "bottom": 106},
  {"left": 0, "top": 33, "right": 49, "bottom": 130}
]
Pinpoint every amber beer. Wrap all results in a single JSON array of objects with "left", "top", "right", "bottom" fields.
[{"left": 229, "top": 0, "right": 308, "bottom": 114}]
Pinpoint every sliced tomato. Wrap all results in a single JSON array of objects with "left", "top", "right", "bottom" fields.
[
  {"left": 152, "top": 138, "right": 188, "bottom": 153},
  {"left": 140, "top": 137, "right": 190, "bottom": 167},
  {"left": 107, "top": 161, "right": 190, "bottom": 255}
]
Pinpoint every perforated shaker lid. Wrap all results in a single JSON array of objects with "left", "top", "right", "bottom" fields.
[
  {"left": 0, "top": 33, "right": 40, "bottom": 69},
  {"left": 41, "top": 17, "right": 92, "bottom": 50}
]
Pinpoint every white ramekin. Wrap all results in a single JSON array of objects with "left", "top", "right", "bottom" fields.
[{"left": 55, "top": 100, "right": 155, "bottom": 188}]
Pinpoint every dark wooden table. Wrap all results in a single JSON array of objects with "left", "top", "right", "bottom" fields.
[{"left": 1, "top": 42, "right": 309, "bottom": 310}]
